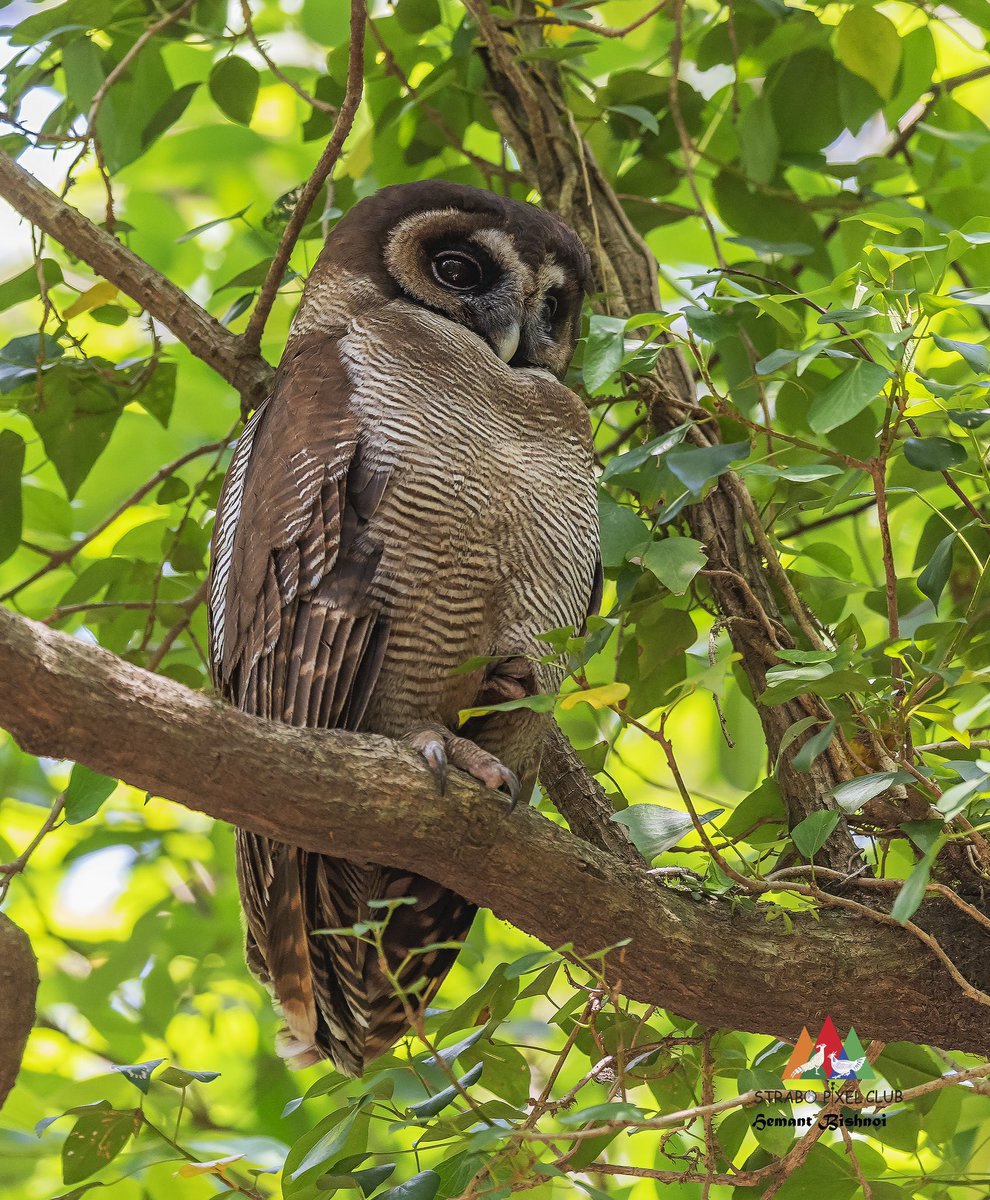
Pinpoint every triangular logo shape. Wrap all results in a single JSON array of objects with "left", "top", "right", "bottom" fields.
[
  {"left": 783, "top": 1026, "right": 823, "bottom": 1080},
  {"left": 830, "top": 1026, "right": 874, "bottom": 1080}
]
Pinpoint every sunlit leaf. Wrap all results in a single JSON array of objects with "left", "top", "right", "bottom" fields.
[
  {"left": 808, "top": 361, "right": 891, "bottom": 433},
  {"left": 64, "top": 763, "right": 117, "bottom": 824},
  {"left": 558, "top": 682, "right": 630, "bottom": 710},
  {"left": 209, "top": 56, "right": 260, "bottom": 125}
]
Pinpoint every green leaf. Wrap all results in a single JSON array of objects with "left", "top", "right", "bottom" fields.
[
  {"left": 608, "top": 104, "right": 659, "bottom": 134},
  {"left": 835, "top": 8, "right": 902, "bottom": 99},
  {"left": 918, "top": 533, "right": 955, "bottom": 611},
  {"left": 0, "top": 258, "right": 62, "bottom": 311},
  {"left": 582, "top": 315, "right": 626, "bottom": 394},
  {"left": 157, "top": 1066, "right": 221, "bottom": 1088},
  {"left": 433, "top": 1153, "right": 488, "bottom": 1198},
  {"left": 947, "top": 408, "right": 990, "bottom": 428},
  {"left": 64, "top": 763, "right": 116, "bottom": 824},
  {"left": 790, "top": 810, "right": 840, "bottom": 859},
  {"left": 177, "top": 206, "right": 249, "bottom": 243},
  {"left": 890, "top": 847, "right": 938, "bottom": 924},
  {"left": 664, "top": 441, "right": 750, "bottom": 494},
  {"left": 932, "top": 334, "right": 990, "bottom": 373},
  {"left": 0, "top": 428, "right": 25, "bottom": 564},
  {"left": 289, "top": 1108, "right": 361, "bottom": 1179},
  {"left": 791, "top": 720, "right": 835, "bottom": 774},
  {"left": 936, "top": 773, "right": 989, "bottom": 820},
  {"left": 739, "top": 95, "right": 779, "bottom": 185},
  {"left": 61, "top": 1109, "right": 140, "bottom": 1185},
  {"left": 903, "top": 436, "right": 966, "bottom": 471},
  {"left": 598, "top": 492, "right": 649, "bottom": 570},
  {"left": 430, "top": 1028, "right": 487, "bottom": 1064},
  {"left": 559, "top": 1101, "right": 646, "bottom": 1124},
  {"left": 142, "top": 81, "right": 199, "bottom": 148},
  {"left": 111, "top": 1060, "right": 163, "bottom": 1095},
  {"left": 457, "top": 693, "right": 556, "bottom": 722},
  {"left": 209, "top": 56, "right": 260, "bottom": 125},
  {"left": 808, "top": 361, "right": 891, "bottom": 433},
  {"left": 601, "top": 423, "right": 691, "bottom": 484},
  {"left": 376, "top": 1170, "right": 440, "bottom": 1200},
  {"left": 830, "top": 772, "right": 912, "bottom": 814},
  {"left": 394, "top": 0, "right": 442, "bottom": 34},
  {"left": 610, "top": 803, "right": 722, "bottom": 860},
  {"left": 721, "top": 778, "right": 785, "bottom": 840},
  {"left": 221, "top": 292, "right": 255, "bottom": 326},
  {"left": 640, "top": 537, "right": 707, "bottom": 595},
  {"left": 354, "top": 1164, "right": 398, "bottom": 1196},
  {"left": 131, "top": 361, "right": 176, "bottom": 429},
  {"left": 407, "top": 1062, "right": 483, "bottom": 1118},
  {"left": 25, "top": 365, "right": 123, "bottom": 498},
  {"left": 37, "top": 1100, "right": 112, "bottom": 1138}
]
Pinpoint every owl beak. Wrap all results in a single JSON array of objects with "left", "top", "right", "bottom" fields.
[{"left": 493, "top": 321, "right": 521, "bottom": 364}]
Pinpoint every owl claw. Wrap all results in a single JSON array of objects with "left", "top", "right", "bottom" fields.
[
  {"left": 419, "top": 739, "right": 448, "bottom": 793},
  {"left": 500, "top": 768, "right": 522, "bottom": 811},
  {"left": 405, "top": 727, "right": 520, "bottom": 807}
]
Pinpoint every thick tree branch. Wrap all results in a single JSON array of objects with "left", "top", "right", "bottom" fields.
[
  {"left": 0, "top": 913, "right": 38, "bottom": 1110},
  {"left": 0, "top": 152, "right": 274, "bottom": 409},
  {"left": 1, "top": 603, "right": 988, "bottom": 1056}
]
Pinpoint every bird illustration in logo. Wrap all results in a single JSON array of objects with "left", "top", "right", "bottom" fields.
[
  {"left": 830, "top": 1051, "right": 867, "bottom": 1077},
  {"left": 790, "top": 1043, "right": 826, "bottom": 1076}
]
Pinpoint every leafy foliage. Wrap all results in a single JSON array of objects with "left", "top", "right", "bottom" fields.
[{"left": 1, "top": 0, "right": 990, "bottom": 1197}]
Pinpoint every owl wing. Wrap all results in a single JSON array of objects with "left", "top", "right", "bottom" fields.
[
  {"left": 209, "top": 332, "right": 396, "bottom": 1073},
  {"left": 209, "top": 333, "right": 389, "bottom": 720}
]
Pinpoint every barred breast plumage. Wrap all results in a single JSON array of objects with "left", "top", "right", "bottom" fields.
[{"left": 208, "top": 181, "right": 599, "bottom": 1075}]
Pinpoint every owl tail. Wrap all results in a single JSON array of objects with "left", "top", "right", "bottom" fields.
[{"left": 266, "top": 850, "right": 321, "bottom": 1067}]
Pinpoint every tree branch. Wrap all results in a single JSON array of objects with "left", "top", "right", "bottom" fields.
[
  {"left": 0, "top": 913, "right": 38, "bottom": 1110},
  {"left": 0, "top": 152, "right": 273, "bottom": 409},
  {"left": 1, "top": 603, "right": 988, "bottom": 1056},
  {"left": 243, "top": 0, "right": 367, "bottom": 353}
]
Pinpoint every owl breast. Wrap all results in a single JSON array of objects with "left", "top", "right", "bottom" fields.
[{"left": 336, "top": 302, "right": 599, "bottom": 753}]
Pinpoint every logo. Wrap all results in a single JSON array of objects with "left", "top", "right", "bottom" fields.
[
  {"left": 748, "top": 1016, "right": 902, "bottom": 1133},
  {"left": 782, "top": 1014, "right": 874, "bottom": 1082}
]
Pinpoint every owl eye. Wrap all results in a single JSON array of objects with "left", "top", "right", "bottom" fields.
[{"left": 431, "top": 251, "right": 483, "bottom": 291}]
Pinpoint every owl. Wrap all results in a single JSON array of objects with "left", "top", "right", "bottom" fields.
[{"left": 208, "top": 181, "right": 601, "bottom": 1075}]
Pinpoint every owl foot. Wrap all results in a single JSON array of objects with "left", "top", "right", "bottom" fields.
[
  {"left": 476, "top": 656, "right": 537, "bottom": 707},
  {"left": 406, "top": 727, "right": 521, "bottom": 809}
]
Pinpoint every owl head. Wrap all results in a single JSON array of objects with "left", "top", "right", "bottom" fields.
[{"left": 314, "top": 181, "right": 592, "bottom": 380}]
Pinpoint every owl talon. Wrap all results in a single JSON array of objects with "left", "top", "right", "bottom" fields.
[
  {"left": 421, "top": 739, "right": 448, "bottom": 793},
  {"left": 501, "top": 767, "right": 522, "bottom": 811},
  {"left": 405, "top": 727, "right": 520, "bottom": 806}
]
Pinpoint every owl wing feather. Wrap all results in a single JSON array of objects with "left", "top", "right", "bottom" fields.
[{"left": 209, "top": 332, "right": 400, "bottom": 1073}]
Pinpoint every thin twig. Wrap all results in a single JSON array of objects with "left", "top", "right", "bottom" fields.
[
  {"left": 0, "top": 437, "right": 231, "bottom": 602},
  {"left": 494, "top": 2, "right": 667, "bottom": 38},
  {"left": 0, "top": 795, "right": 66, "bottom": 902},
  {"left": 244, "top": 0, "right": 367, "bottom": 353},
  {"left": 238, "top": 0, "right": 337, "bottom": 113}
]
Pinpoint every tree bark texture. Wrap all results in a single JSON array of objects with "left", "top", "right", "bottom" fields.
[
  {"left": 1, "top": 603, "right": 988, "bottom": 1056},
  {"left": 0, "top": 912, "right": 39, "bottom": 1110}
]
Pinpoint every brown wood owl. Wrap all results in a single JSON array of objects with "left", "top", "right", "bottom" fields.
[{"left": 208, "top": 181, "right": 601, "bottom": 1075}]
